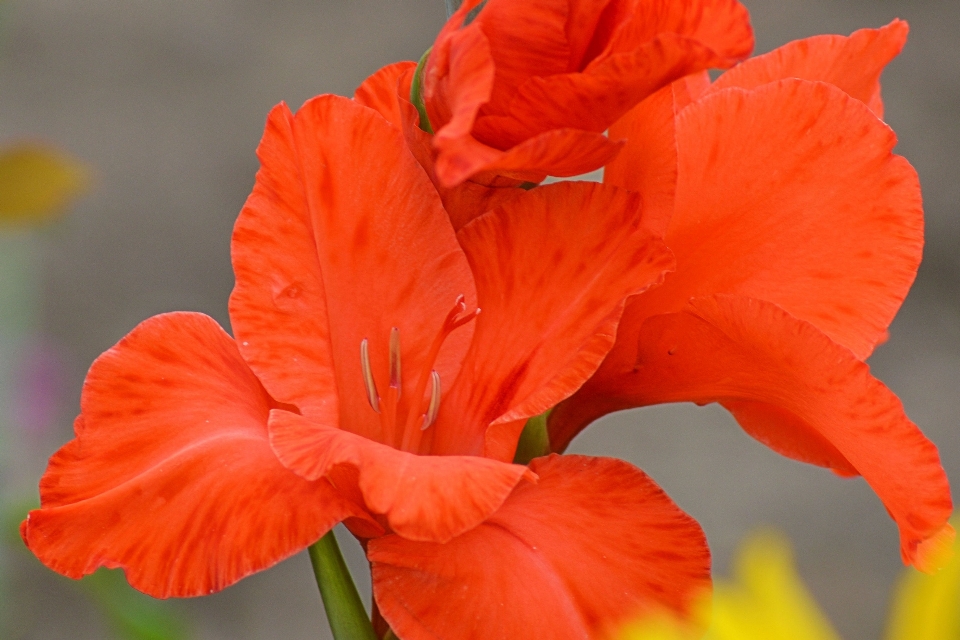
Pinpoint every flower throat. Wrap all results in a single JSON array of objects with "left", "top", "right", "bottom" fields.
[{"left": 360, "top": 295, "right": 479, "bottom": 453}]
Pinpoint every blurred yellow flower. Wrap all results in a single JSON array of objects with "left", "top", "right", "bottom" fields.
[
  {"left": 0, "top": 142, "right": 88, "bottom": 224},
  {"left": 886, "top": 516, "right": 960, "bottom": 640},
  {"left": 705, "top": 530, "right": 842, "bottom": 640},
  {"left": 618, "top": 610, "right": 705, "bottom": 640},
  {"left": 620, "top": 518, "right": 959, "bottom": 640},
  {"left": 620, "top": 529, "right": 840, "bottom": 640}
]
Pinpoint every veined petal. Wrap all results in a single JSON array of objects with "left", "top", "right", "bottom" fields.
[
  {"left": 604, "top": 71, "right": 713, "bottom": 237},
  {"left": 268, "top": 410, "right": 533, "bottom": 543},
  {"left": 709, "top": 20, "right": 909, "bottom": 118},
  {"left": 434, "top": 125, "right": 622, "bottom": 187},
  {"left": 558, "top": 296, "right": 951, "bottom": 568},
  {"left": 606, "top": 19, "right": 900, "bottom": 241},
  {"left": 428, "top": 20, "right": 496, "bottom": 152},
  {"left": 605, "top": 81, "right": 682, "bottom": 238},
  {"left": 477, "top": 35, "right": 738, "bottom": 144},
  {"left": 435, "top": 182, "right": 674, "bottom": 459},
  {"left": 21, "top": 313, "right": 359, "bottom": 597},
  {"left": 602, "top": 0, "right": 753, "bottom": 63},
  {"left": 441, "top": 0, "right": 571, "bottom": 116},
  {"left": 427, "top": 21, "right": 507, "bottom": 188},
  {"left": 635, "top": 79, "right": 923, "bottom": 359},
  {"left": 440, "top": 175, "right": 528, "bottom": 232},
  {"left": 370, "top": 455, "right": 710, "bottom": 640},
  {"left": 228, "top": 102, "right": 339, "bottom": 432},
  {"left": 565, "top": 0, "right": 620, "bottom": 68},
  {"left": 353, "top": 61, "right": 417, "bottom": 129},
  {"left": 425, "top": 0, "right": 751, "bottom": 187},
  {"left": 469, "top": 0, "right": 753, "bottom": 142},
  {"left": 229, "top": 96, "right": 476, "bottom": 444},
  {"left": 354, "top": 63, "right": 525, "bottom": 229},
  {"left": 355, "top": 63, "right": 429, "bottom": 166}
]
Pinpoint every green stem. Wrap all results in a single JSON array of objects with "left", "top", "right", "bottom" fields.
[
  {"left": 308, "top": 530, "right": 378, "bottom": 640},
  {"left": 410, "top": 48, "right": 434, "bottom": 134}
]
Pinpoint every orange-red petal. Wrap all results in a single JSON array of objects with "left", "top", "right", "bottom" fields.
[
  {"left": 471, "top": 0, "right": 753, "bottom": 137},
  {"left": 21, "top": 313, "right": 359, "bottom": 597},
  {"left": 267, "top": 410, "right": 533, "bottom": 543},
  {"left": 557, "top": 296, "right": 950, "bottom": 567},
  {"left": 426, "top": 0, "right": 753, "bottom": 187},
  {"left": 229, "top": 96, "right": 476, "bottom": 444},
  {"left": 439, "top": 175, "right": 527, "bottom": 232},
  {"left": 228, "top": 102, "right": 338, "bottom": 433},
  {"left": 452, "top": 0, "right": 573, "bottom": 130},
  {"left": 369, "top": 455, "right": 710, "bottom": 640},
  {"left": 602, "top": 0, "right": 754, "bottom": 63},
  {"left": 557, "top": 77, "right": 923, "bottom": 449},
  {"left": 709, "top": 20, "right": 909, "bottom": 118},
  {"left": 605, "top": 18, "right": 907, "bottom": 254},
  {"left": 435, "top": 126, "right": 622, "bottom": 187},
  {"left": 605, "top": 81, "right": 680, "bottom": 237},
  {"left": 634, "top": 79, "right": 923, "bottom": 359},
  {"left": 354, "top": 63, "right": 525, "bottom": 229},
  {"left": 353, "top": 60, "right": 416, "bottom": 128},
  {"left": 475, "top": 35, "right": 740, "bottom": 144},
  {"left": 434, "top": 182, "right": 674, "bottom": 459},
  {"left": 428, "top": 20, "right": 497, "bottom": 175},
  {"left": 604, "top": 70, "right": 713, "bottom": 237}
]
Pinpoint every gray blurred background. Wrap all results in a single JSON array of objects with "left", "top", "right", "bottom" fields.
[{"left": 0, "top": 0, "right": 957, "bottom": 638}]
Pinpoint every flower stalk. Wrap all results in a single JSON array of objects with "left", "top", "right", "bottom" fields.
[{"left": 308, "top": 530, "right": 378, "bottom": 640}]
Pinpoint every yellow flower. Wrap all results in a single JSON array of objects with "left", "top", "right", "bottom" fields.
[
  {"left": 618, "top": 612, "right": 700, "bottom": 640},
  {"left": 620, "top": 529, "right": 840, "bottom": 640},
  {"left": 0, "top": 143, "right": 88, "bottom": 225},
  {"left": 886, "top": 517, "right": 960, "bottom": 640},
  {"left": 620, "top": 519, "right": 960, "bottom": 640},
  {"left": 705, "top": 529, "right": 842, "bottom": 640}
]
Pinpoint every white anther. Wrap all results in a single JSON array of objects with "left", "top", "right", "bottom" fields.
[
  {"left": 423, "top": 370, "right": 441, "bottom": 430},
  {"left": 389, "top": 327, "right": 401, "bottom": 398},
  {"left": 360, "top": 338, "right": 380, "bottom": 413}
]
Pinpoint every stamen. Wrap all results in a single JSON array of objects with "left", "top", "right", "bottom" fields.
[
  {"left": 422, "top": 370, "right": 441, "bottom": 430},
  {"left": 359, "top": 296, "right": 479, "bottom": 452},
  {"left": 389, "top": 327, "right": 402, "bottom": 397},
  {"left": 360, "top": 338, "right": 380, "bottom": 413}
]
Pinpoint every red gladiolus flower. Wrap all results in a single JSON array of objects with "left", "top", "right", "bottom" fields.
[
  {"left": 22, "top": 95, "right": 711, "bottom": 636},
  {"left": 549, "top": 21, "right": 955, "bottom": 571},
  {"left": 420, "top": 0, "right": 754, "bottom": 188}
]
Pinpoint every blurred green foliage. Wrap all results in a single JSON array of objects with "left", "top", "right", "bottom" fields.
[{"left": 3, "top": 498, "right": 192, "bottom": 640}]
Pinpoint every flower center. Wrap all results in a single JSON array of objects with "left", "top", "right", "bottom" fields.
[{"left": 359, "top": 295, "right": 479, "bottom": 453}]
